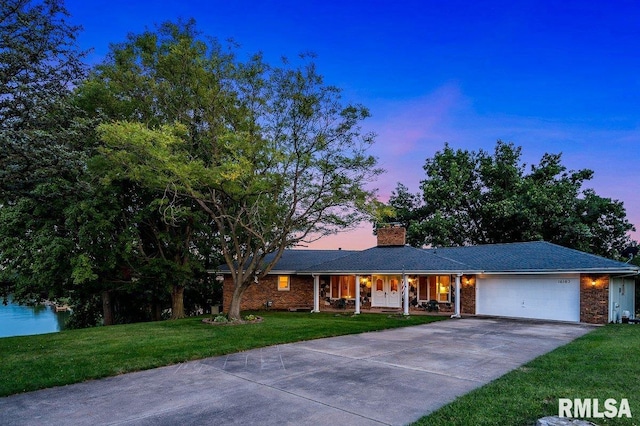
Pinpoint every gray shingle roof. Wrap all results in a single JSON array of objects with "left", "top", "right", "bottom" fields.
[
  {"left": 218, "top": 241, "right": 639, "bottom": 275},
  {"left": 266, "top": 249, "right": 358, "bottom": 272},
  {"left": 218, "top": 250, "right": 357, "bottom": 273},
  {"left": 302, "top": 246, "right": 473, "bottom": 274},
  {"left": 432, "top": 241, "right": 637, "bottom": 273}
]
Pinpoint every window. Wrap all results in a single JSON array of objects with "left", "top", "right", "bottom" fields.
[
  {"left": 421, "top": 276, "right": 451, "bottom": 302},
  {"left": 389, "top": 278, "right": 398, "bottom": 292},
  {"left": 330, "top": 276, "right": 356, "bottom": 299},
  {"left": 278, "top": 275, "right": 290, "bottom": 291},
  {"left": 429, "top": 275, "right": 451, "bottom": 302}
]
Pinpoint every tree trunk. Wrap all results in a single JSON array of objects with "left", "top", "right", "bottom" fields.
[
  {"left": 102, "top": 290, "right": 114, "bottom": 326},
  {"left": 171, "top": 284, "right": 185, "bottom": 319},
  {"left": 152, "top": 301, "right": 162, "bottom": 321},
  {"left": 227, "top": 282, "right": 248, "bottom": 321}
]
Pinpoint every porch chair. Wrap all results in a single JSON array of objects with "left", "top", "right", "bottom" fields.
[{"left": 421, "top": 300, "right": 439, "bottom": 312}]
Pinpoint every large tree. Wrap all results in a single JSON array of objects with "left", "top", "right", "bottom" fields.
[
  {"left": 0, "top": 0, "right": 86, "bottom": 200},
  {"left": 385, "top": 141, "right": 634, "bottom": 257},
  {"left": 74, "top": 21, "right": 230, "bottom": 319},
  {"left": 97, "top": 39, "right": 381, "bottom": 320},
  {"left": 0, "top": 0, "right": 89, "bottom": 304}
]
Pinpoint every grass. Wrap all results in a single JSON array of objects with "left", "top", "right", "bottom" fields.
[
  {"left": 413, "top": 324, "right": 640, "bottom": 426},
  {"left": 0, "top": 311, "right": 444, "bottom": 397}
]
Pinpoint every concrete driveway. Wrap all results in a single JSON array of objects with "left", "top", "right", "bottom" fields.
[{"left": 0, "top": 318, "right": 594, "bottom": 425}]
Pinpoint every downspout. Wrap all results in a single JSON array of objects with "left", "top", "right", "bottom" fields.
[
  {"left": 355, "top": 275, "right": 361, "bottom": 314},
  {"left": 403, "top": 274, "right": 410, "bottom": 316},
  {"left": 313, "top": 275, "right": 320, "bottom": 313},
  {"left": 451, "top": 273, "right": 462, "bottom": 319}
]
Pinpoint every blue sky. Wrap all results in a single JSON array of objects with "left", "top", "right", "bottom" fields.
[{"left": 66, "top": 0, "right": 640, "bottom": 249}]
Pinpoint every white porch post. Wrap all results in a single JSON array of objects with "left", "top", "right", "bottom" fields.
[
  {"left": 313, "top": 275, "right": 320, "bottom": 313},
  {"left": 403, "top": 274, "right": 409, "bottom": 315},
  {"left": 451, "top": 274, "right": 461, "bottom": 318},
  {"left": 355, "top": 275, "right": 361, "bottom": 314}
]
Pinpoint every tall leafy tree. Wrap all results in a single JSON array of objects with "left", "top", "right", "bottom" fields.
[
  {"left": 0, "top": 0, "right": 89, "bottom": 304},
  {"left": 0, "top": 0, "right": 86, "bottom": 200},
  {"left": 75, "top": 21, "right": 229, "bottom": 319},
  {"left": 382, "top": 183, "right": 425, "bottom": 247},
  {"left": 98, "top": 46, "right": 381, "bottom": 320},
  {"left": 420, "top": 143, "right": 485, "bottom": 246},
  {"left": 385, "top": 141, "right": 634, "bottom": 257}
]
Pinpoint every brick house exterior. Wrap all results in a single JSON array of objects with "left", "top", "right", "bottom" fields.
[
  {"left": 460, "top": 275, "right": 476, "bottom": 316},
  {"left": 219, "top": 229, "right": 638, "bottom": 324},
  {"left": 223, "top": 275, "right": 315, "bottom": 311},
  {"left": 579, "top": 274, "right": 610, "bottom": 324}
]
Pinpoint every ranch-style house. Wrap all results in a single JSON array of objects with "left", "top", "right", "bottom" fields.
[{"left": 219, "top": 227, "right": 639, "bottom": 324}]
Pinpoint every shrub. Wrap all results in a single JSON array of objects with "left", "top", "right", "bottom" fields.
[{"left": 212, "top": 314, "right": 228, "bottom": 323}]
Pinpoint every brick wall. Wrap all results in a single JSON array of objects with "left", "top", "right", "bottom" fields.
[
  {"left": 580, "top": 274, "right": 610, "bottom": 324},
  {"left": 223, "top": 275, "right": 315, "bottom": 312},
  {"left": 377, "top": 226, "right": 406, "bottom": 246},
  {"left": 460, "top": 275, "right": 476, "bottom": 315}
]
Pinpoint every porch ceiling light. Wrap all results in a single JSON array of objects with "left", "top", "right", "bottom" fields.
[{"left": 592, "top": 279, "right": 597, "bottom": 287}]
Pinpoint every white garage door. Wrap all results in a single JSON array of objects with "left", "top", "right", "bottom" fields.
[{"left": 476, "top": 274, "right": 580, "bottom": 322}]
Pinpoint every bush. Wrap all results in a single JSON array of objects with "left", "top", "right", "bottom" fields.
[{"left": 212, "top": 314, "right": 228, "bottom": 323}]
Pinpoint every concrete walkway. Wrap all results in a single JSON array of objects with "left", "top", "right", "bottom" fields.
[{"left": 0, "top": 318, "right": 595, "bottom": 425}]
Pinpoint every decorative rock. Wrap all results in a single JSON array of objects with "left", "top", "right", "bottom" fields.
[{"left": 536, "top": 416, "right": 598, "bottom": 426}]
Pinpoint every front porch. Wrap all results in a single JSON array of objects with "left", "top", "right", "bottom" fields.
[{"left": 311, "top": 274, "right": 464, "bottom": 317}]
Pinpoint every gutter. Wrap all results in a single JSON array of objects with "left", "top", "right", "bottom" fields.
[
  {"left": 477, "top": 269, "right": 639, "bottom": 275},
  {"left": 611, "top": 272, "right": 640, "bottom": 279},
  {"left": 300, "top": 270, "right": 482, "bottom": 275}
]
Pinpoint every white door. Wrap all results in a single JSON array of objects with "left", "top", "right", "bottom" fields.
[
  {"left": 371, "top": 276, "right": 401, "bottom": 308},
  {"left": 387, "top": 277, "right": 400, "bottom": 307},
  {"left": 476, "top": 274, "right": 580, "bottom": 322},
  {"left": 610, "top": 277, "right": 635, "bottom": 322}
]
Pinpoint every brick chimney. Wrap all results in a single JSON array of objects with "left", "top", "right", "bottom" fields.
[{"left": 377, "top": 225, "right": 406, "bottom": 247}]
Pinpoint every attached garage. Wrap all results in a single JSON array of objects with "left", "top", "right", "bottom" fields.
[{"left": 476, "top": 274, "right": 580, "bottom": 322}]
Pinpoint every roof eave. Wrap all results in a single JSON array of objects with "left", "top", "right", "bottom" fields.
[
  {"left": 480, "top": 268, "right": 639, "bottom": 275},
  {"left": 302, "top": 270, "right": 481, "bottom": 275}
]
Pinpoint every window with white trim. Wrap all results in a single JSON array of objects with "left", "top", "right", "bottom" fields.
[
  {"left": 278, "top": 275, "right": 290, "bottom": 291},
  {"left": 418, "top": 275, "right": 451, "bottom": 302},
  {"left": 432, "top": 275, "right": 451, "bottom": 302}
]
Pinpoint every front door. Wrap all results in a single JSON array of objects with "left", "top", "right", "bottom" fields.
[
  {"left": 372, "top": 276, "right": 401, "bottom": 308},
  {"left": 610, "top": 277, "right": 636, "bottom": 322}
]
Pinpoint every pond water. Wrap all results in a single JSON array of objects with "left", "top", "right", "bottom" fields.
[{"left": 0, "top": 297, "right": 70, "bottom": 338}]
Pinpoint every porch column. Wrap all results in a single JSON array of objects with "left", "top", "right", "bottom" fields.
[
  {"left": 313, "top": 275, "right": 320, "bottom": 313},
  {"left": 355, "top": 275, "right": 361, "bottom": 314},
  {"left": 403, "top": 274, "right": 409, "bottom": 316},
  {"left": 451, "top": 274, "right": 461, "bottom": 318}
]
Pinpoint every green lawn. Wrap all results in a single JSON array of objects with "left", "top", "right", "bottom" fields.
[
  {"left": 0, "top": 311, "right": 444, "bottom": 397},
  {"left": 414, "top": 324, "right": 640, "bottom": 426}
]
